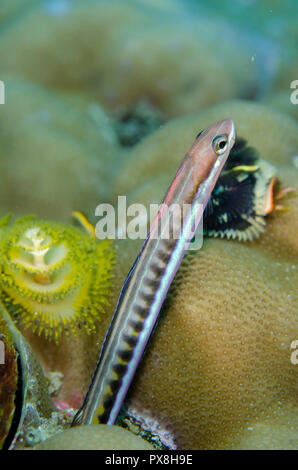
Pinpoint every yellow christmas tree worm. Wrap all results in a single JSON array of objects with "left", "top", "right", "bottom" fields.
[{"left": 0, "top": 214, "right": 115, "bottom": 343}]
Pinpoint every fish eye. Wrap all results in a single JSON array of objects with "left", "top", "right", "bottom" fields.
[{"left": 212, "top": 135, "right": 228, "bottom": 155}]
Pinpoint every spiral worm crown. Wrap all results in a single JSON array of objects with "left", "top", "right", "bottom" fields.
[{"left": 0, "top": 215, "right": 114, "bottom": 342}]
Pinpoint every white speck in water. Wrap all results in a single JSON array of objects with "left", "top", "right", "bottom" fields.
[
  {"left": 43, "top": 0, "right": 72, "bottom": 17},
  {"left": 247, "top": 427, "right": 254, "bottom": 432},
  {"left": 251, "top": 54, "right": 256, "bottom": 62}
]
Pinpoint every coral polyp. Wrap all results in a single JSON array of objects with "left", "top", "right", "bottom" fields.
[{"left": 0, "top": 215, "right": 114, "bottom": 342}]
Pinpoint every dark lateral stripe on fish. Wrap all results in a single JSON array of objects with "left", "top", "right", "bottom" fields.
[{"left": 71, "top": 119, "right": 236, "bottom": 427}]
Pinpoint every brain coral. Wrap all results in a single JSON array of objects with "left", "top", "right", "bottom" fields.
[
  {"left": 13, "top": 98, "right": 296, "bottom": 448},
  {"left": 105, "top": 102, "right": 297, "bottom": 449},
  {"left": 262, "top": 91, "right": 298, "bottom": 123},
  {"left": 1, "top": 1, "right": 296, "bottom": 450},
  {"left": 121, "top": 164, "right": 298, "bottom": 449},
  {"left": 0, "top": 0, "right": 258, "bottom": 119},
  {"left": 262, "top": 49, "right": 298, "bottom": 123},
  {"left": 113, "top": 100, "right": 298, "bottom": 204},
  {"left": 0, "top": 78, "right": 118, "bottom": 220},
  {"left": 28, "top": 100, "right": 297, "bottom": 448},
  {"left": 110, "top": 101, "right": 298, "bottom": 263}
]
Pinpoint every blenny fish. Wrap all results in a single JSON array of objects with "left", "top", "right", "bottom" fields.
[{"left": 72, "top": 118, "right": 236, "bottom": 426}]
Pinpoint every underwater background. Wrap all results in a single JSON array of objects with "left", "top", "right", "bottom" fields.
[{"left": 0, "top": 0, "right": 297, "bottom": 450}]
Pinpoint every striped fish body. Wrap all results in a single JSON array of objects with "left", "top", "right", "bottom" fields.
[{"left": 72, "top": 118, "right": 236, "bottom": 426}]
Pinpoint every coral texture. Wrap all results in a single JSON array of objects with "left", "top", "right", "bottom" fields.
[
  {"left": 28, "top": 101, "right": 297, "bottom": 448},
  {"left": 0, "top": 0, "right": 258, "bottom": 119},
  {"left": 114, "top": 100, "right": 298, "bottom": 205},
  {"left": 33, "top": 424, "right": 154, "bottom": 450},
  {"left": 108, "top": 102, "right": 298, "bottom": 449},
  {"left": 0, "top": 78, "right": 118, "bottom": 220},
  {"left": 126, "top": 217, "right": 297, "bottom": 449},
  {"left": 0, "top": 0, "right": 297, "bottom": 451}
]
